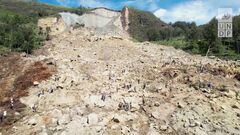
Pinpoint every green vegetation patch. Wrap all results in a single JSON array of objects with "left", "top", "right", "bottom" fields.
[
  {"left": 0, "top": 12, "right": 44, "bottom": 54},
  {"left": 128, "top": 5, "right": 240, "bottom": 60},
  {"left": 127, "top": 7, "right": 168, "bottom": 42}
]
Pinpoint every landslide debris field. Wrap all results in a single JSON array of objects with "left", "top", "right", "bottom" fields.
[{"left": 0, "top": 8, "right": 240, "bottom": 135}]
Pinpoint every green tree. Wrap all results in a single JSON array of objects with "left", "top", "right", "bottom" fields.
[
  {"left": 0, "top": 13, "right": 43, "bottom": 54},
  {"left": 203, "top": 18, "right": 224, "bottom": 55}
]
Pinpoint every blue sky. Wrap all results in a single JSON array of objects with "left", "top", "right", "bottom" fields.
[{"left": 38, "top": 0, "right": 240, "bottom": 25}]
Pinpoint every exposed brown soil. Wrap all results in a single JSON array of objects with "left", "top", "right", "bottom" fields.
[
  {"left": 0, "top": 54, "right": 23, "bottom": 106},
  {"left": 0, "top": 54, "right": 56, "bottom": 127},
  {"left": 14, "top": 61, "right": 55, "bottom": 91}
]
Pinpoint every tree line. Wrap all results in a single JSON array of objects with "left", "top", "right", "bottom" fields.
[{"left": 128, "top": 7, "right": 240, "bottom": 60}]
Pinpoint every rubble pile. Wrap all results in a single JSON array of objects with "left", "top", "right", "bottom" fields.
[{"left": 1, "top": 21, "right": 240, "bottom": 135}]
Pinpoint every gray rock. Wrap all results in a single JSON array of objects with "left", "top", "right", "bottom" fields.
[
  {"left": 20, "top": 52, "right": 27, "bottom": 57},
  {"left": 201, "top": 88, "right": 211, "bottom": 93},
  {"left": 39, "top": 132, "right": 48, "bottom": 135},
  {"left": 87, "top": 113, "right": 98, "bottom": 125},
  {"left": 33, "top": 81, "right": 40, "bottom": 86},
  {"left": 151, "top": 111, "right": 160, "bottom": 119},
  {"left": 14, "top": 112, "right": 21, "bottom": 116},
  {"left": 177, "top": 101, "right": 185, "bottom": 108},
  {"left": 60, "top": 131, "right": 67, "bottom": 135},
  {"left": 28, "top": 118, "right": 37, "bottom": 126},
  {"left": 121, "top": 126, "right": 131, "bottom": 134},
  {"left": 154, "top": 102, "right": 160, "bottom": 107},
  {"left": 90, "top": 95, "right": 105, "bottom": 107},
  {"left": 189, "top": 119, "right": 199, "bottom": 127},
  {"left": 160, "top": 125, "right": 168, "bottom": 131},
  {"left": 58, "top": 114, "right": 71, "bottom": 125},
  {"left": 112, "top": 117, "right": 120, "bottom": 123}
]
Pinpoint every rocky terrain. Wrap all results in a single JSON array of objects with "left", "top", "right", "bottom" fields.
[{"left": 0, "top": 8, "right": 240, "bottom": 135}]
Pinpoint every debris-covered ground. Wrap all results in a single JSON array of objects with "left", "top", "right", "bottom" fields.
[
  {"left": 0, "top": 25, "right": 239, "bottom": 135},
  {"left": 0, "top": 53, "right": 56, "bottom": 130},
  {"left": 1, "top": 7, "right": 240, "bottom": 134}
]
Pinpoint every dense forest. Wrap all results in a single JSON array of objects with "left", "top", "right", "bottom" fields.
[
  {"left": 128, "top": 7, "right": 240, "bottom": 60},
  {"left": 0, "top": 0, "right": 88, "bottom": 54}
]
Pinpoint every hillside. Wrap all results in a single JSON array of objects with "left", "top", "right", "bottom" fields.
[
  {"left": 0, "top": 0, "right": 87, "bottom": 16},
  {"left": 127, "top": 7, "right": 168, "bottom": 41},
  {"left": 0, "top": 2, "right": 240, "bottom": 135},
  {"left": 1, "top": 16, "right": 240, "bottom": 134}
]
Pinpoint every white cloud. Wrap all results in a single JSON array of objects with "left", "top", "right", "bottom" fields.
[
  {"left": 77, "top": 0, "right": 104, "bottom": 8},
  {"left": 56, "top": 0, "right": 72, "bottom": 6},
  {"left": 154, "top": 9, "right": 167, "bottom": 18},
  {"left": 154, "top": 1, "right": 215, "bottom": 25},
  {"left": 207, "top": 0, "right": 240, "bottom": 9},
  {"left": 154, "top": 0, "right": 240, "bottom": 25},
  {"left": 121, "top": 0, "right": 160, "bottom": 11},
  {"left": 147, "top": 0, "right": 159, "bottom": 11}
]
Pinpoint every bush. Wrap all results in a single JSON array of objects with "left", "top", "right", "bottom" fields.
[{"left": 0, "top": 13, "right": 43, "bottom": 54}]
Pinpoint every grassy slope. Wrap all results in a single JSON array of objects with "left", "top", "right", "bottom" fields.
[
  {"left": 0, "top": 0, "right": 88, "bottom": 16},
  {"left": 127, "top": 7, "right": 168, "bottom": 42}
]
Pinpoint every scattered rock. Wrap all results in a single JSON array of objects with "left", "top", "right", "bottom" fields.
[
  {"left": 231, "top": 104, "right": 239, "bottom": 109},
  {"left": 87, "top": 113, "right": 98, "bottom": 125},
  {"left": 201, "top": 88, "right": 211, "bottom": 93},
  {"left": 28, "top": 118, "right": 37, "bottom": 126},
  {"left": 189, "top": 119, "right": 199, "bottom": 127},
  {"left": 154, "top": 102, "right": 160, "bottom": 107},
  {"left": 3, "top": 10, "right": 240, "bottom": 135},
  {"left": 177, "top": 101, "right": 185, "bottom": 108},
  {"left": 39, "top": 132, "right": 48, "bottom": 135},
  {"left": 58, "top": 114, "right": 71, "bottom": 125},
  {"left": 112, "top": 118, "right": 120, "bottom": 123},
  {"left": 33, "top": 81, "right": 40, "bottom": 86},
  {"left": 121, "top": 126, "right": 130, "bottom": 134},
  {"left": 160, "top": 125, "right": 168, "bottom": 131},
  {"left": 236, "top": 92, "right": 240, "bottom": 100},
  {"left": 218, "top": 85, "right": 229, "bottom": 92},
  {"left": 86, "top": 95, "right": 105, "bottom": 108},
  {"left": 14, "top": 112, "right": 21, "bottom": 116},
  {"left": 151, "top": 111, "right": 160, "bottom": 119},
  {"left": 223, "top": 90, "right": 236, "bottom": 98},
  {"left": 111, "top": 124, "right": 120, "bottom": 130},
  {"left": 20, "top": 52, "right": 27, "bottom": 57},
  {"left": 234, "top": 73, "right": 240, "bottom": 81}
]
